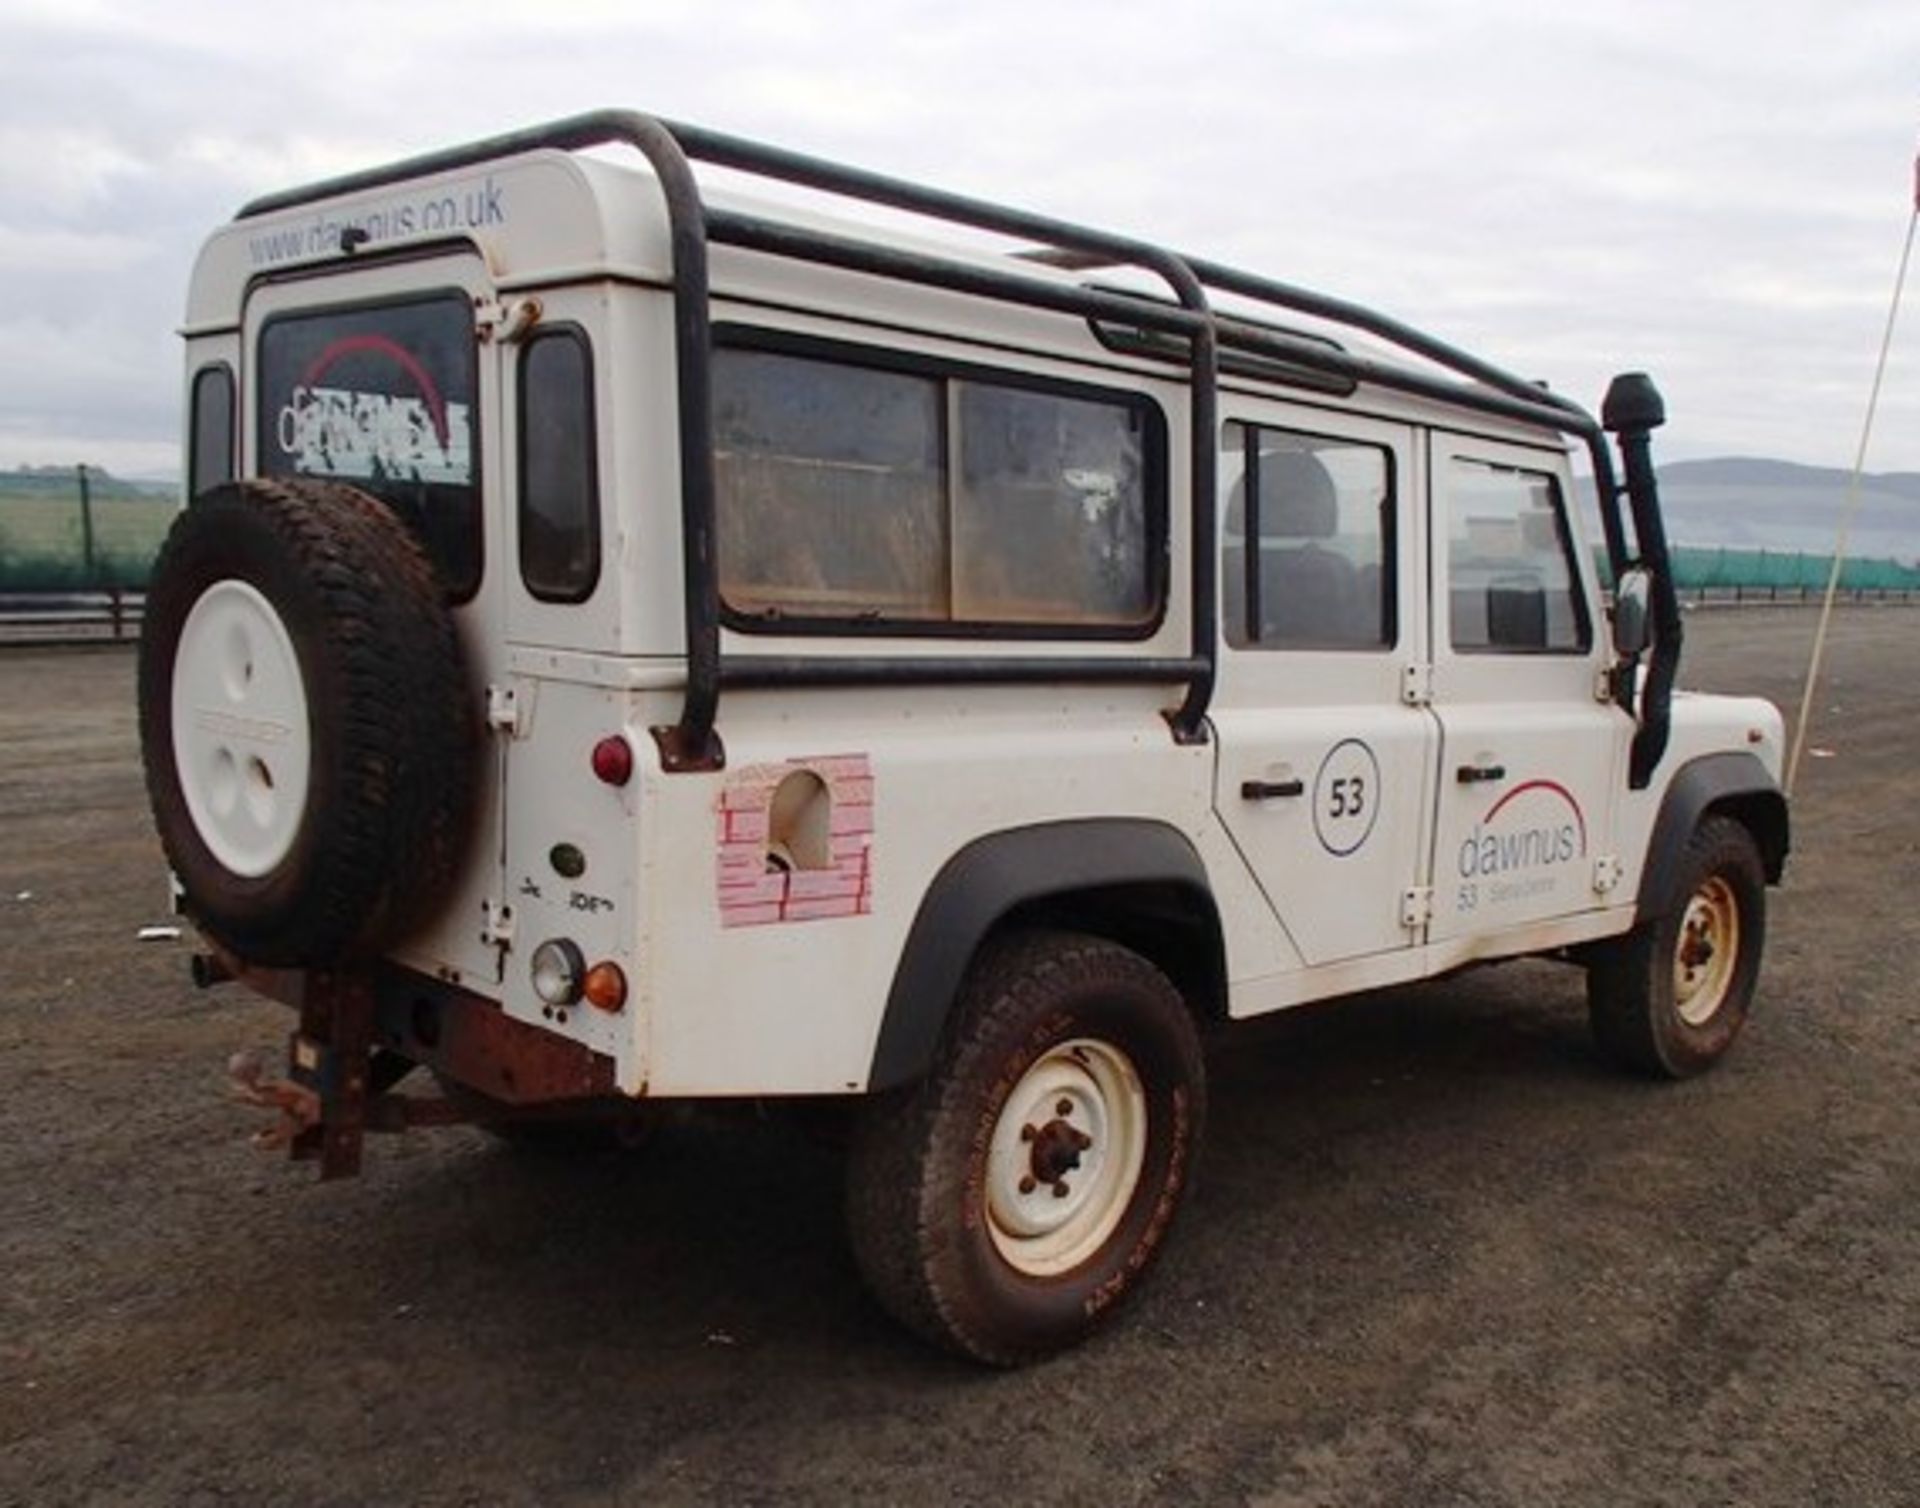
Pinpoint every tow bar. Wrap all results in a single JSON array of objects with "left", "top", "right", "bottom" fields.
[
  {"left": 205, "top": 956, "right": 619, "bottom": 1178},
  {"left": 221, "top": 970, "right": 461, "bottom": 1179}
]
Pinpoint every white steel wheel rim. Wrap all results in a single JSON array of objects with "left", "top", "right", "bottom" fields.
[
  {"left": 985, "top": 1037, "right": 1149, "bottom": 1278},
  {"left": 170, "top": 579, "right": 312, "bottom": 879},
  {"left": 1673, "top": 875, "right": 1740, "bottom": 1027}
]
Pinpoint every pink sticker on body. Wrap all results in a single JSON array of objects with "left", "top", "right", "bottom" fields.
[{"left": 715, "top": 754, "right": 875, "bottom": 928}]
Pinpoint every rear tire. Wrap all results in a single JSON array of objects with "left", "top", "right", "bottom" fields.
[
  {"left": 1589, "top": 815, "right": 1766, "bottom": 1078},
  {"left": 138, "top": 479, "right": 476, "bottom": 965},
  {"left": 846, "top": 930, "right": 1205, "bottom": 1366}
]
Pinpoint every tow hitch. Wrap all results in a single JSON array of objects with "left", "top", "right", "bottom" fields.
[
  {"left": 203, "top": 956, "right": 619, "bottom": 1178},
  {"left": 222, "top": 971, "right": 461, "bottom": 1179}
]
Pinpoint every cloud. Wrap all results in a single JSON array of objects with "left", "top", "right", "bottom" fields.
[{"left": 0, "top": 0, "right": 1916, "bottom": 489}]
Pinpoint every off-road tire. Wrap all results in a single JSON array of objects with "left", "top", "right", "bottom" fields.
[
  {"left": 846, "top": 930, "right": 1205, "bottom": 1366},
  {"left": 138, "top": 479, "right": 476, "bottom": 966},
  {"left": 1589, "top": 815, "right": 1766, "bottom": 1078}
]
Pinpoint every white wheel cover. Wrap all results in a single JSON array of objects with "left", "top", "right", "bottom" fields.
[
  {"left": 985, "top": 1037, "right": 1149, "bottom": 1278},
  {"left": 170, "top": 579, "right": 312, "bottom": 879}
]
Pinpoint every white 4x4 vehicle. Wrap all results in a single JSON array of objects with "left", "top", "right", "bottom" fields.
[{"left": 142, "top": 110, "right": 1788, "bottom": 1365}]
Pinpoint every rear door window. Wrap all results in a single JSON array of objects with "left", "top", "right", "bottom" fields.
[{"left": 257, "top": 290, "right": 480, "bottom": 598}]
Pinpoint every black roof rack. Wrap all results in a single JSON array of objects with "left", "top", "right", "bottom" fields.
[{"left": 237, "top": 108, "right": 1636, "bottom": 772}]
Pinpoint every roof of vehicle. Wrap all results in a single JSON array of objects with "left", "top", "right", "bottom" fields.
[{"left": 187, "top": 109, "right": 1600, "bottom": 450}]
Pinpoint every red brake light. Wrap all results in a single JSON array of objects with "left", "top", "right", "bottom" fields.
[{"left": 591, "top": 735, "right": 633, "bottom": 787}]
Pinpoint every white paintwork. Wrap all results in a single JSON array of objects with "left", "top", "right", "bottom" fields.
[
  {"left": 171, "top": 579, "right": 311, "bottom": 877},
  {"left": 1210, "top": 407, "right": 1437, "bottom": 968},
  {"left": 176, "top": 132, "right": 1784, "bottom": 1102}
]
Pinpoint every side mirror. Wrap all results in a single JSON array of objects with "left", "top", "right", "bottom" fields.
[{"left": 1612, "top": 565, "right": 1652, "bottom": 658}]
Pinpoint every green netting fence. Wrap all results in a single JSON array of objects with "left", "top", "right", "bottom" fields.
[
  {"left": 0, "top": 471, "right": 177, "bottom": 593},
  {"left": 1594, "top": 544, "right": 1920, "bottom": 600}
]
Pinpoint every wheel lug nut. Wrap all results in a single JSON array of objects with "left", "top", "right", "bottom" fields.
[
  {"left": 1052, "top": 1180, "right": 1070, "bottom": 1198},
  {"left": 1019, "top": 1176, "right": 1036, "bottom": 1195},
  {"left": 1056, "top": 1098, "right": 1073, "bottom": 1116},
  {"left": 1020, "top": 1124, "right": 1036, "bottom": 1142}
]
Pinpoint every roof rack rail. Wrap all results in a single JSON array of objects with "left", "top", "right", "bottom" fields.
[{"left": 236, "top": 108, "right": 1633, "bottom": 771}]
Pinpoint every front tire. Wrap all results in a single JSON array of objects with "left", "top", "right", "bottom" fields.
[
  {"left": 846, "top": 931, "right": 1205, "bottom": 1365},
  {"left": 1589, "top": 815, "right": 1767, "bottom": 1078}
]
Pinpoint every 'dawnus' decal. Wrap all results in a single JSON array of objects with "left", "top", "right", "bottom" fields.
[
  {"left": 716, "top": 754, "right": 874, "bottom": 928},
  {"left": 1453, "top": 778, "right": 1587, "bottom": 913}
]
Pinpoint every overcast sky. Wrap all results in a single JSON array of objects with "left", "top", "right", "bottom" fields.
[{"left": 1, "top": 0, "right": 1916, "bottom": 481}]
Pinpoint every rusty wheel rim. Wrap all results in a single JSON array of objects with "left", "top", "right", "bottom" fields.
[
  {"left": 1673, "top": 875, "right": 1740, "bottom": 1027},
  {"left": 984, "top": 1038, "right": 1147, "bottom": 1278}
]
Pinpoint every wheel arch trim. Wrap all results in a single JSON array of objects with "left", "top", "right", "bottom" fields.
[
  {"left": 867, "top": 819, "right": 1220, "bottom": 1091},
  {"left": 1635, "top": 751, "right": 1789, "bottom": 924}
]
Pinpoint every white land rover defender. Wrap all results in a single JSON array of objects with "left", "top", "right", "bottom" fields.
[{"left": 142, "top": 110, "right": 1789, "bottom": 1365}]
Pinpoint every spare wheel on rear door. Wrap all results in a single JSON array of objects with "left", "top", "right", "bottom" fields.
[{"left": 138, "top": 478, "right": 477, "bottom": 966}]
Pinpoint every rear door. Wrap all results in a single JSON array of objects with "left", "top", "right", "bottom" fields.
[
  {"left": 244, "top": 252, "right": 507, "bottom": 985},
  {"left": 1426, "top": 435, "right": 1630, "bottom": 942},
  {"left": 1209, "top": 412, "right": 1438, "bottom": 967}
]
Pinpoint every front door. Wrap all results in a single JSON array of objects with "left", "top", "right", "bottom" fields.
[
  {"left": 1210, "top": 412, "right": 1437, "bottom": 967},
  {"left": 1425, "top": 434, "right": 1631, "bottom": 942}
]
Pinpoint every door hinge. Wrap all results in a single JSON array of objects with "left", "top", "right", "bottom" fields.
[
  {"left": 1402, "top": 663, "right": 1433, "bottom": 707},
  {"left": 1592, "top": 855, "right": 1623, "bottom": 895},
  {"left": 474, "top": 295, "right": 541, "bottom": 344},
  {"left": 486, "top": 682, "right": 526, "bottom": 737},
  {"left": 1401, "top": 886, "right": 1434, "bottom": 929},
  {"left": 481, "top": 898, "right": 515, "bottom": 949},
  {"left": 1594, "top": 668, "right": 1617, "bottom": 704}
]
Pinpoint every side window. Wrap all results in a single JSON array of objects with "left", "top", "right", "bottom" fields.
[
  {"left": 1221, "top": 422, "right": 1394, "bottom": 650},
  {"left": 1446, "top": 460, "right": 1590, "bottom": 653},
  {"left": 189, "top": 364, "right": 235, "bottom": 499},
  {"left": 518, "top": 327, "right": 600, "bottom": 603},
  {"left": 256, "top": 290, "right": 480, "bottom": 600},
  {"left": 713, "top": 341, "right": 1163, "bottom": 633}
]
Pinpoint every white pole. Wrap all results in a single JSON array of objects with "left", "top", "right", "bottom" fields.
[{"left": 1784, "top": 162, "right": 1919, "bottom": 796}]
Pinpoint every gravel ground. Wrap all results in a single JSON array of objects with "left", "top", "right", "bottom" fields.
[{"left": 1, "top": 606, "right": 1916, "bottom": 1506}]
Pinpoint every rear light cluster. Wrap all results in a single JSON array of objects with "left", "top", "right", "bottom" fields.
[
  {"left": 524, "top": 730, "right": 635, "bottom": 1018},
  {"left": 530, "top": 938, "right": 627, "bottom": 1014}
]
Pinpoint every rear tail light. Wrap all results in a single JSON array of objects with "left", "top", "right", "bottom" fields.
[{"left": 591, "top": 734, "right": 634, "bottom": 787}]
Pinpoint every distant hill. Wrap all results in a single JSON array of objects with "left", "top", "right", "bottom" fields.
[
  {"left": 0, "top": 466, "right": 175, "bottom": 503},
  {"left": 1654, "top": 457, "right": 1920, "bottom": 563}
]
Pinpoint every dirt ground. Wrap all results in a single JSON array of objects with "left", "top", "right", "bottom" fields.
[{"left": 1, "top": 607, "right": 1916, "bottom": 1506}]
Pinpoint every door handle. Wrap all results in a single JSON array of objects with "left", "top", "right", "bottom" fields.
[
  {"left": 1241, "top": 778, "right": 1305, "bottom": 801},
  {"left": 1455, "top": 763, "right": 1507, "bottom": 785}
]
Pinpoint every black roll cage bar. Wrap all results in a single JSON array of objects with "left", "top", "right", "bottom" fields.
[{"left": 237, "top": 107, "right": 1675, "bottom": 781}]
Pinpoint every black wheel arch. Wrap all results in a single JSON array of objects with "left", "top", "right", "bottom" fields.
[
  {"left": 867, "top": 819, "right": 1225, "bottom": 1092},
  {"left": 1635, "top": 751, "right": 1788, "bottom": 924}
]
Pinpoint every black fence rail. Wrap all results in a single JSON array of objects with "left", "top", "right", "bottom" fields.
[{"left": 0, "top": 590, "right": 145, "bottom": 643}]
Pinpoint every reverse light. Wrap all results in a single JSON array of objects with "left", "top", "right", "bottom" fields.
[
  {"left": 530, "top": 938, "right": 586, "bottom": 1006},
  {"left": 591, "top": 734, "right": 634, "bottom": 787},
  {"left": 583, "top": 960, "right": 628, "bottom": 1013}
]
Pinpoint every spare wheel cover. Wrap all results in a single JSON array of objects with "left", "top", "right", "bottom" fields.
[{"left": 169, "top": 578, "right": 313, "bottom": 878}]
